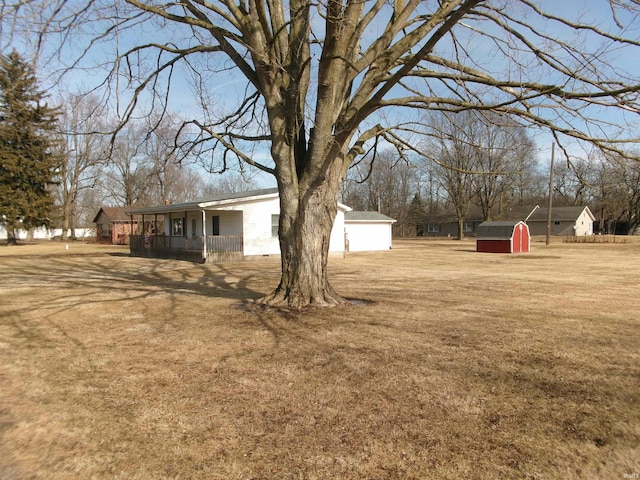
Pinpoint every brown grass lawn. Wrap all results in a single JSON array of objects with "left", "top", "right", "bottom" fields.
[{"left": 0, "top": 238, "right": 639, "bottom": 479}]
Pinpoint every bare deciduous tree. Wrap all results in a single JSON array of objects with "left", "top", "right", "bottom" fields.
[
  {"left": 141, "top": 114, "right": 205, "bottom": 204},
  {"left": 54, "top": 94, "right": 110, "bottom": 239},
  {"left": 596, "top": 152, "right": 640, "bottom": 234},
  {"left": 8, "top": 0, "right": 640, "bottom": 307},
  {"left": 342, "top": 151, "right": 419, "bottom": 235},
  {"left": 423, "top": 111, "right": 481, "bottom": 239},
  {"left": 470, "top": 114, "right": 537, "bottom": 221}
]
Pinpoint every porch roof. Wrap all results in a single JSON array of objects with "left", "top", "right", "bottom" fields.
[
  {"left": 125, "top": 188, "right": 352, "bottom": 216},
  {"left": 125, "top": 188, "right": 280, "bottom": 215}
]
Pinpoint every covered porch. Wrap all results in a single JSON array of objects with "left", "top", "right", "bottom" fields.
[{"left": 126, "top": 203, "right": 246, "bottom": 263}]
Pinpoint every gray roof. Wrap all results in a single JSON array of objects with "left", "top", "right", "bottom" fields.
[
  {"left": 191, "top": 187, "right": 279, "bottom": 204},
  {"left": 526, "top": 206, "right": 594, "bottom": 222},
  {"left": 474, "top": 205, "right": 595, "bottom": 223},
  {"left": 344, "top": 211, "right": 396, "bottom": 223},
  {"left": 125, "top": 188, "right": 279, "bottom": 215},
  {"left": 477, "top": 220, "right": 525, "bottom": 239},
  {"left": 92, "top": 206, "right": 133, "bottom": 223}
]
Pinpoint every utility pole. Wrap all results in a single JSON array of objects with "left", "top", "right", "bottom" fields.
[{"left": 546, "top": 143, "right": 555, "bottom": 246}]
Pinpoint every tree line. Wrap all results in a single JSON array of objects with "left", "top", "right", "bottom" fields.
[
  {"left": 0, "top": 51, "right": 258, "bottom": 242},
  {"left": 2, "top": 50, "right": 639, "bottom": 245},
  {"left": 53, "top": 95, "right": 258, "bottom": 239},
  {"left": 342, "top": 111, "right": 640, "bottom": 238}
]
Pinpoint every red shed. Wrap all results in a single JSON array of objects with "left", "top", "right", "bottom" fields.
[{"left": 476, "top": 221, "right": 530, "bottom": 254}]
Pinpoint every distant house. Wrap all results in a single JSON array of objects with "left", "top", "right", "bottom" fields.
[
  {"left": 523, "top": 206, "right": 595, "bottom": 236},
  {"left": 125, "top": 188, "right": 396, "bottom": 263},
  {"left": 424, "top": 205, "right": 595, "bottom": 238},
  {"left": 424, "top": 212, "right": 484, "bottom": 238},
  {"left": 93, "top": 207, "right": 140, "bottom": 245}
]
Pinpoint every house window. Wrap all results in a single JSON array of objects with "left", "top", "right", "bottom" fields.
[
  {"left": 463, "top": 221, "right": 474, "bottom": 232},
  {"left": 191, "top": 218, "right": 197, "bottom": 237},
  {"left": 212, "top": 216, "right": 220, "bottom": 236},
  {"left": 172, "top": 218, "right": 184, "bottom": 236},
  {"left": 427, "top": 223, "right": 440, "bottom": 233},
  {"left": 554, "top": 221, "right": 561, "bottom": 226},
  {"left": 271, "top": 214, "right": 279, "bottom": 237}
]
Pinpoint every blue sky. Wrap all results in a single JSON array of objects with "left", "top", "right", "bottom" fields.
[{"left": 2, "top": 0, "right": 639, "bottom": 184}]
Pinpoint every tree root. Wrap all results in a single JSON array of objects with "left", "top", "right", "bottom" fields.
[{"left": 252, "top": 286, "right": 350, "bottom": 310}]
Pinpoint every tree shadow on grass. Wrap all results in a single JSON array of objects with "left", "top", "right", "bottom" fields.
[{"left": 1, "top": 252, "right": 276, "bottom": 325}]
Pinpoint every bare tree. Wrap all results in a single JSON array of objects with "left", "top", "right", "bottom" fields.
[
  {"left": 596, "top": 152, "right": 640, "bottom": 234},
  {"left": 343, "top": 151, "right": 419, "bottom": 235},
  {"left": 141, "top": 114, "right": 205, "bottom": 204},
  {"left": 100, "top": 123, "right": 154, "bottom": 207},
  {"left": 54, "top": 94, "right": 110, "bottom": 239},
  {"left": 470, "top": 114, "right": 537, "bottom": 221},
  {"left": 423, "top": 111, "right": 481, "bottom": 239},
  {"left": 551, "top": 154, "right": 601, "bottom": 207},
  {"left": 203, "top": 171, "right": 260, "bottom": 196},
  {"left": 421, "top": 111, "right": 542, "bottom": 236},
  {"left": 10, "top": 0, "right": 640, "bottom": 307}
]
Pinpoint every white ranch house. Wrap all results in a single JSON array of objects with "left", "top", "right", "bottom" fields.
[{"left": 125, "top": 188, "right": 395, "bottom": 263}]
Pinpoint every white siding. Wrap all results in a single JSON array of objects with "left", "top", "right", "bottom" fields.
[
  {"left": 198, "top": 210, "right": 243, "bottom": 236},
  {"left": 220, "top": 211, "right": 243, "bottom": 235},
  {"left": 132, "top": 192, "right": 351, "bottom": 258},
  {"left": 575, "top": 209, "right": 594, "bottom": 236},
  {"left": 186, "top": 211, "right": 201, "bottom": 237},
  {"left": 229, "top": 196, "right": 280, "bottom": 256},
  {"left": 329, "top": 210, "right": 346, "bottom": 253},
  {"left": 218, "top": 197, "right": 347, "bottom": 256},
  {"left": 345, "top": 222, "right": 393, "bottom": 252}
]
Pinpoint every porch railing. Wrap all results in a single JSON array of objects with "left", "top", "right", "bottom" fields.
[
  {"left": 206, "top": 235, "right": 243, "bottom": 263},
  {"left": 130, "top": 234, "right": 243, "bottom": 263}
]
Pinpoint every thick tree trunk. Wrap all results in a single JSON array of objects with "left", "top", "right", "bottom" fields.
[
  {"left": 62, "top": 213, "right": 69, "bottom": 240},
  {"left": 457, "top": 216, "right": 464, "bottom": 240},
  {"left": 6, "top": 227, "right": 17, "bottom": 245},
  {"left": 258, "top": 183, "right": 349, "bottom": 309}
]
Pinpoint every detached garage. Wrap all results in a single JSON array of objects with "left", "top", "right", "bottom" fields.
[
  {"left": 344, "top": 211, "right": 396, "bottom": 252},
  {"left": 476, "top": 221, "right": 530, "bottom": 254}
]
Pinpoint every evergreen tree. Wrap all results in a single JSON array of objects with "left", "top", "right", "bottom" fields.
[
  {"left": 0, "top": 50, "right": 60, "bottom": 244},
  {"left": 407, "top": 193, "right": 427, "bottom": 237}
]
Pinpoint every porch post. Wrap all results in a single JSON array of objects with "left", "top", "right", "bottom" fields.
[{"left": 201, "top": 209, "right": 207, "bottom": 262}]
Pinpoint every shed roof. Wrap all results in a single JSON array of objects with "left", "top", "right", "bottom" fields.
[
  {"left": 344, "top": 211, "right": 396, "bottom": 223},
  {"left": 477, "top": 220, "right": 526, "bottom": 239},
  {"left": 92, "top": 207, "right": 133, "bottom": 223}
]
